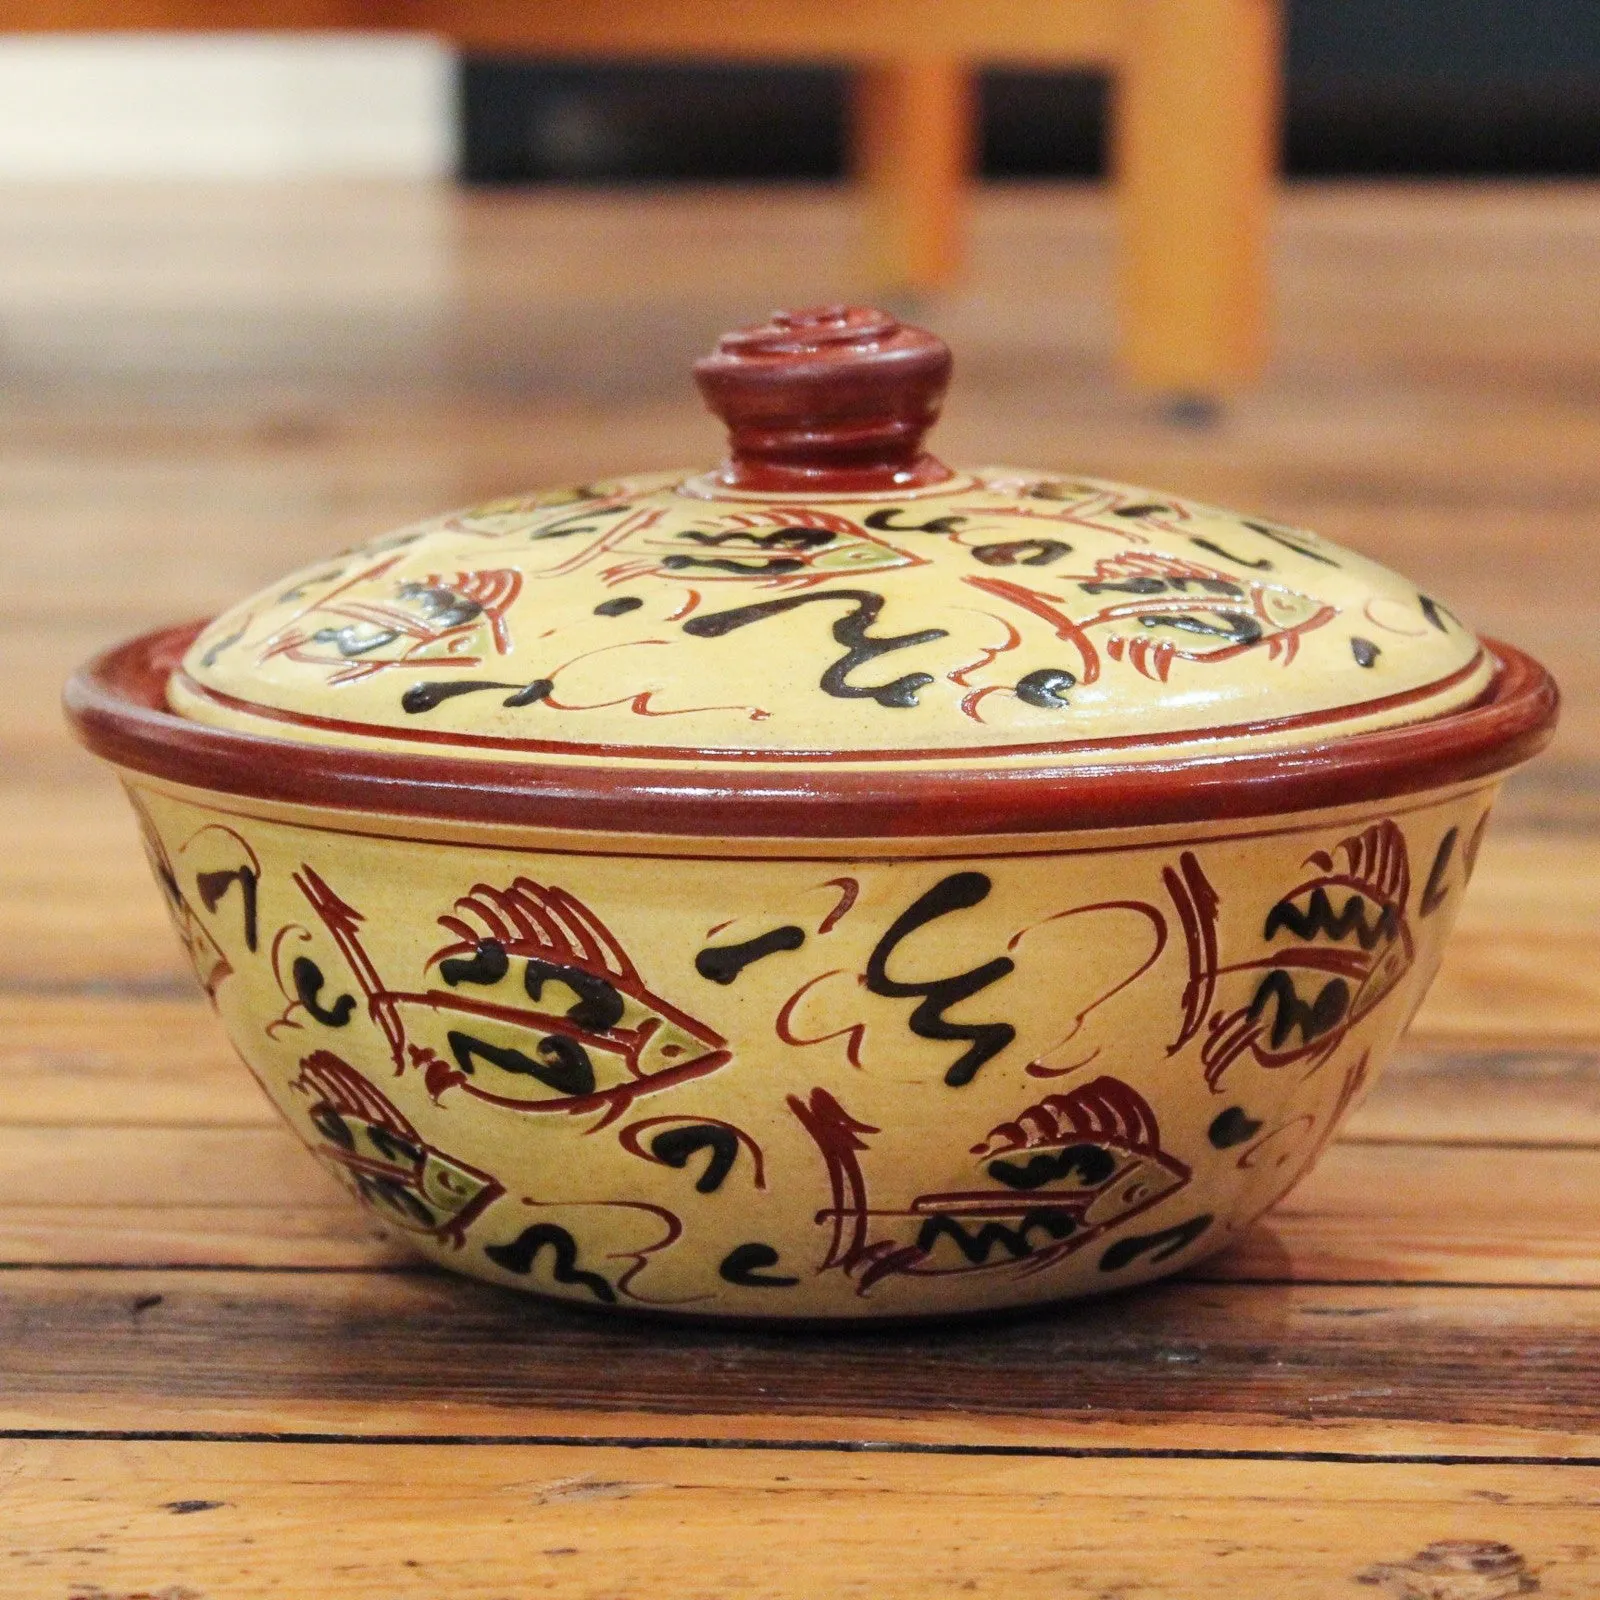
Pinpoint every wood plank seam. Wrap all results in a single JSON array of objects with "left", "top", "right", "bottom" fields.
[{"left": 2, "top": 1428, "right": 1599, "bottom": 1469}]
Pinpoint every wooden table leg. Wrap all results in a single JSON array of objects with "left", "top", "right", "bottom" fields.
[
  {"left": 1113, "top": 0, "right": 1281, "bottom": 400},
  {"left": 852, "top": 55, "right": 973, "bottom": 295}
]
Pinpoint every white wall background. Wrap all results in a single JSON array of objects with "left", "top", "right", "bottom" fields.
[{"left": 0, "top": 33, "right": 458, "bottom": 179}]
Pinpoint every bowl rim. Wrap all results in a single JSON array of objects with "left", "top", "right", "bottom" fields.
[{"left": 65, "top": 619, "right": 1559, "bottom": 839}]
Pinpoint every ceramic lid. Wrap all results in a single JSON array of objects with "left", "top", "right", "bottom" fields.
[{"left": 171, "top": 307, "right": 1492, "bottom": 775}]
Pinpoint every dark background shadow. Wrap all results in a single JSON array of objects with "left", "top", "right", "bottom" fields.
[{"left": 461, "top": 0, "right": 1600, "bottom": 183}]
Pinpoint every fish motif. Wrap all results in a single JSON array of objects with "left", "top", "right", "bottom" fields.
[
  {"left": 291, "top": 1050, "right": 503, "bottom": 1245},
  {"left": 793, "top": 1075, "right": 1191, "bottom": 1293},
  {"left": 1201, "top": 821, "right": 1416, "bottom": 1088},
  {"left": 258, "top": 564, "right": 523, "bottom": 683},
  {"left": 968, "top": 549, "right": 1335, "bottom": 685},
  {"left": 399, "top": 878, "right": 732, "bottom": 1125},
  {"left": 539, "top": 505, "right": 922, "bottom": 587}
]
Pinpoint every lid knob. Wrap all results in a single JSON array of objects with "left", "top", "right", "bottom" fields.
[{"left": 694, "top": 305, "right": 955, "bottom": 493}]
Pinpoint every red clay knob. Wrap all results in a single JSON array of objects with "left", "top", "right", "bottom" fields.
[{"left": 694, "top": 305, "right": 955, "bottom": 493}]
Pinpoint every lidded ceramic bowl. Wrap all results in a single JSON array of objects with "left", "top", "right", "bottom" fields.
[{"left": 67, "top": 307, "right": 1557, "bottom": 1320}]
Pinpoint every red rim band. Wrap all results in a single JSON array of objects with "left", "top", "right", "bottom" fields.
[{"left": 65, "top": 621, "right": 1559, "bottom": 839}]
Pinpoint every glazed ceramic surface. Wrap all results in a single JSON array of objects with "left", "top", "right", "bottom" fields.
[
  {"left": 169, "top": 468, "right": 1490, "bottom": 767},
  {"left": 123, "top": 774, "right": 1489, "bottom": 1317},
  {"left": 67, "top": 307, "right": 1558, "bottom": 1320}
]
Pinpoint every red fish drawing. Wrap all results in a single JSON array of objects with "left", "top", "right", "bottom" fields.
[
  {"left": 1190, "top": 821, "right": 1416, "bottom": 1088},
  {"left": 292, "top": 1049, "right": 503, "bottom": 1246},
  {"left": 967, "top": 549, "right": 1335, "bottom": 685},
  {"left": 536, "top": 504, "right": 922, "bottom": 587},
  {"left": 792, "top": 1075, "right": 1190, "bottom": 1293},
  {"left": 396, "top": 878, "right": 732, "bottom": 1126},
  {"left": 259, "top": 563, "right": 523, "bottom": 683}
]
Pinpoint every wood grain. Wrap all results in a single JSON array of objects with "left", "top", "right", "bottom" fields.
[
  {"left": 0, "top": 996, "right": 258, "bottom": 1127},
  {"left": 3, "top": 178, "right": 1599, "bottom": 1590},
  {"left": 1344, "top": 1044, "right": 1600, "bottom": 1145},
  {"left": 2, "top": 1441, "right": 1595, "bottom": 1600},
  {"left": 4, "top": 1269, "right": 1599, "bottom": 1451}
]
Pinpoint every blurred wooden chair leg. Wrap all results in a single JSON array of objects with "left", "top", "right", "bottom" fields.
[
  {"left": 852, "top": 55, "right": 973, "bottom": 296},
  {"left": 1113, "top": 0, "right": 1282, "bottom": 404}
]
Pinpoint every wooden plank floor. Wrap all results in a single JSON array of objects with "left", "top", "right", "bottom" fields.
[{"left": 3, "top": 178, "right": 1598, "bottom": 1597}]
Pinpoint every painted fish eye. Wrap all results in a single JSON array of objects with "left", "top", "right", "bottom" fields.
[
  {"left": 424, "top": 1164, "right": 474, "bottom": 1201},
  {"left": 1259, "top": 591, "right": 1318, "bottom": 626},
  {"left": 1083, "top": 1157, "right": 1177, "bottom": 1227}
]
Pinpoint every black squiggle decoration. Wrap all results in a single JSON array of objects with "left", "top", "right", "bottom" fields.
[
  {"left": 1139, "top": 611, "right": 1263, "bottom": 645},
  {"left": 199, "top": 623, "right": 248, "bottom": 667},
  {"left": 862, "top": 508, "right": 966, "bottom": 535},
  {"left": 916, "top": 1210, "right": 1077, "bottom": 1264},
  {"left": 661, "top": 554, "right": 807, "bottom": 576},
  {"left": 526, "top": 503, "right": 633, "bottom": 541},
  {"left": 1189, "top": 535, "right": 1273, "bottom": 570},
  {"left": 718, "top": 1242, "right": 800, "bottom": 1287},
  {"left": 366, "top": 1125, "right": 423, "bottom": 1165},
  {"left": 1081, "top": 575, "right": 1244, "bottom": 598},
  {"left": 276, "top": 567, "right": 345, "bottom": 604},
  {"left": 485, "top": 1223, "right": 617, "bottom": 1302},
  {"left": 356, "top": 1170, "right": 436, "bottom": 1229},
  {"left": 311, "top": 623, "right": 400, "bottom": 658},
  {"left": 682, "top": 589, "right": 947, "bottom": 710},
  {"left": 195, "top": 866, "right": 259, "bottom": 952},
  {"left": 1419, "top": 594, "right": 1454, "bottom": 632},
  {"left": 650, "top": 1125, "right": 739, "bottom": 1194},
  {"left": 865, "top": 872, "right": 1016, "bottom": 1088},
  {"left": 1350, "top": 636, "right": 1381, "bottom": 667},
  {"left": 1015, "top": 668, "right": 1077, "bottom": 709},
  {"left": 1247, "top": 971, "right": 1350, "bottom": 1051},
  {"left": 524, "top": 959, "right": 626, "bottom": 1033},
  {"left": 292, "top": 957, "right": 356, "bottom": 1027},
  {"left": 447, "top": 1030, "right": 597, "bottom": 1098},
  {"left": 440, "top": 938, "right": 510, "bottom": 987},
  {"left": 987, "top": 1143, "right": 1117, "bottom": 1192},
  {"left": 1264, "top": 890, "right": 1398, "bottom": 951},
  {"left": 1420, "top": 827, "right": 1458, "bottom": 917},
  {"left": 1098, "top": 1213, "right": 1213, "bottom": 1272},
  {"left": 309, "top": 1104, "right": 357, "bottom": 1150},
  {"left": 1241, "top": 519, "right": 1340, "bottom": 567},
  {"left": 503, "top": 679, "right": 556, "bottom": 707},
  {"left": 594, "top": 596, "right": 643, "bottom": 617},
  {"left": 401, "top": 678, "right": 552, "bottom": 714},
  {"left": 1207, "top": 1108, "right": 1262, "bottom": 1149},
  {"left": 679, "top": 528, "right": 834, "bottom": 551},
  {"left": 695, "top": 926, "right": 806, "bottom": 985},
  {"left": 971, "top": 538, "right": 1071, "bottom": 567}
]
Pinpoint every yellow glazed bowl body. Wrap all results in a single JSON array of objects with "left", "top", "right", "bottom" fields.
[
  {"left": 116, "top": 767, "right": 1494, "bottom": 1319},
  {"left": 64, "top": 310, "right": 1559, "bottom": 1320}
]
